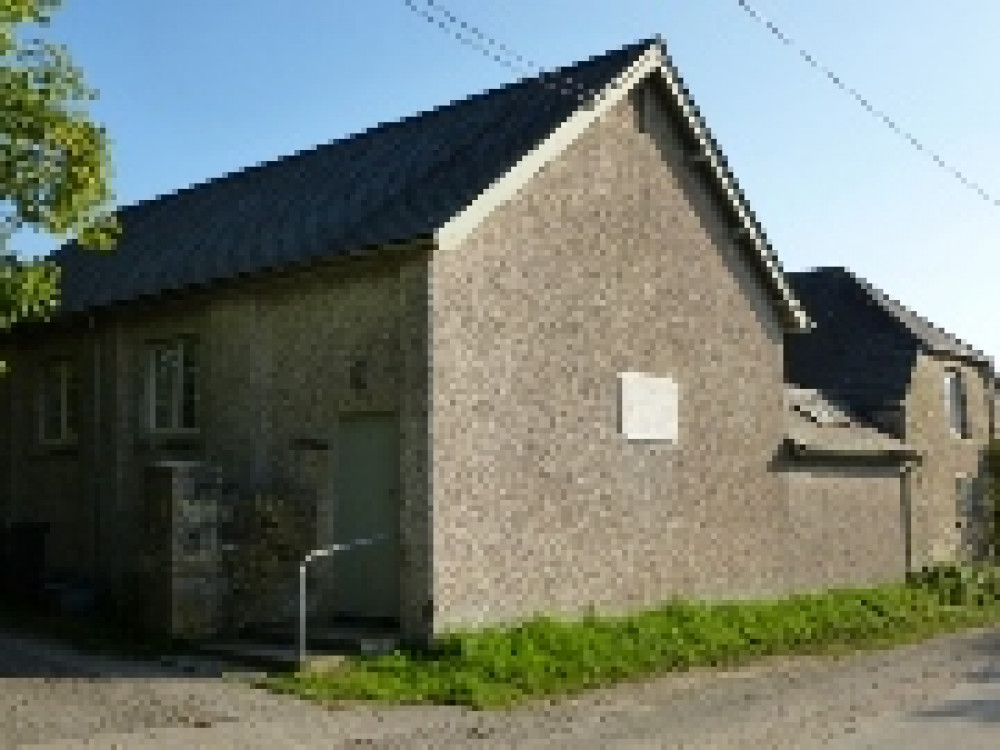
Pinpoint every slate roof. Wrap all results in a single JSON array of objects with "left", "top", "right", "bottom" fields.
[
  {"left": 51, "top": 39, "right": 655, "bottom": 314},
  {"left": 784, "top": 386, "right": 917, "bottom": 459},
  {"left": 785, "top": 266, "right": 994, "bottom": 428},
  {"left": 40, "top": 35, "right": 812, "bottom": 332}
]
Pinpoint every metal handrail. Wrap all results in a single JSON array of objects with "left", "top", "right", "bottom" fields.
[{"left": 297, "top": 533, "right": 387, "bottom": 669}]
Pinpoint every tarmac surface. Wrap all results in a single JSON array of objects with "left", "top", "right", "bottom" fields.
[{"left": 0, "top": 625, "right": 997, "bottom": 748}]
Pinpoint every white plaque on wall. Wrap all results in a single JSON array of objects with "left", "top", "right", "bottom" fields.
[{"left": 618, "top": 371, "right": 678, "bottom": 442}]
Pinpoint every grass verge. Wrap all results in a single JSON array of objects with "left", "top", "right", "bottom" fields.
[{"left": 262, "top": 566, "right": 1000, "bottom": 709}]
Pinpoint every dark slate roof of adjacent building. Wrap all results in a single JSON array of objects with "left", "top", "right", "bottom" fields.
[
  {"left": 51, "top": 39, "right": 656, "bottom": 315},
  {"left": 785, "top": 266, "right": 994, "bottom": 426}
]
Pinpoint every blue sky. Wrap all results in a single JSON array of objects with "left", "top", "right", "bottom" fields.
[{"left": 14, "top": 1, "right": 1000, "bottom": 359}]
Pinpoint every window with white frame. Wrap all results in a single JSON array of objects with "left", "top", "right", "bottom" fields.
[
  {"left": 37, "top": 359, "right": 79, "bottom": 444},
  {"left": 147, "top": 337, "right": 199, "bottom": 431},
  {"left": 944, "top": 368, "right": 969, "bottom": 438}
]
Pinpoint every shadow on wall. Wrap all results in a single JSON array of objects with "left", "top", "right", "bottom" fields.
[{"left": 127, "top": 463, "right": 318, "bottom": 643}]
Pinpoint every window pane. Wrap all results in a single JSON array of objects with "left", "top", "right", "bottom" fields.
[
  {"left": 153, "top": 347, "right": 178, "bottom": 429},
  {"left": 41, "top": 365, "right": 62, "bottom": 440},
  {"left": 945, "top": 372, "right": 966, "bottom": 435},
  {"left": 955, "top": 375, "right": 967, "bottom": 435},
  {"left": 64, "top": 365, "right": 79, "bottom": 439},
  {"left": 181, "top": 342, "right": 198, "bottom": 429}
]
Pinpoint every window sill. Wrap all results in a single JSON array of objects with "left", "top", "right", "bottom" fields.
[
  {"left": 142, "top": 429, "right": 203, "bottom": 449},
  {"left": 32, "top": 440, "right": 79, "bottom": 457}
]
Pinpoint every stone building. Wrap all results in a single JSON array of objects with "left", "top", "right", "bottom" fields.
[{"left": 0, "top": 38, "right": 959, "bottom": 644}]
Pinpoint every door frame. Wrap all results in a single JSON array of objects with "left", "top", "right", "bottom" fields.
[{"left": 321, "top": 409, "right": 402, "bottom": 626}]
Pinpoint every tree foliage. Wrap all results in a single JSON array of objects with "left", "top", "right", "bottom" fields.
[{"left": 1, "top": 0, "right": 118, "bottom": 342}]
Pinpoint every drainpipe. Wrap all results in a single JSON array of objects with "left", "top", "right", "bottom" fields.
[
  {"left": 901, "top": 458, "right": 916, "bottom": 575},
  {"left": 6, "top": 339, "right": 16, "bottom": 525},
  {"left": 90, "top": 313, "right": 101, "bottom": 591}
]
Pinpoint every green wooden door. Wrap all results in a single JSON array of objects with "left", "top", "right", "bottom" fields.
[{"left": 331, "top": 412, "right": 401, "bottom": 622}]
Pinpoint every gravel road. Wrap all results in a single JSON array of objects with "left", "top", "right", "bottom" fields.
[{"left": 1, "top": 625, "right": 997, "bottom": 748}]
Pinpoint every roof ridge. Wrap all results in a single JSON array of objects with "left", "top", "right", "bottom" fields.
[
  {"left": 846, "top": 270, "right": 987, "bottom": 360},
  {"left": 792, "top": 266, "right": 992, "bottom": 368}
]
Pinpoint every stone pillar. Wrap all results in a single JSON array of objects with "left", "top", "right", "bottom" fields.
[{"left": 141, "top": 461, "right": 226, "bottom": 640}]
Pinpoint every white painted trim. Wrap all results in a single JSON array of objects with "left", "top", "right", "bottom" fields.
[
  {"left": 147, "top": 427, "right": 201, "bottom": 438},
  {"left": 435, "top": 45, "right": 662, "bottom": 253},
  {"left": 147, "top": 338, "right": 199, "bottom": 432},
  {"left": 654, "top": 55, "right": 810, "bottom": 331},
  {"left": 149, "top": 460, "right": 204, "bottom": 469},
  {"left": 434, "top": 42, "right": 811, "bottom": 332},
  {"left": 37, "top": 359, "right": 77, "bottom": 445}
]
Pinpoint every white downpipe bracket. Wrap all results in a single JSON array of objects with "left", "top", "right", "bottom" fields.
[{"left": 297, "top": 534, "right": 387, "bottom": 670}]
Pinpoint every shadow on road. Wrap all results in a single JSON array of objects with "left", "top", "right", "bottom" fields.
[
  {"left": 0, "top": 627, "right": 251, "bottom": 681},
  {"left": 915, "top": 698, "right": 1000, "bottom": 723}
]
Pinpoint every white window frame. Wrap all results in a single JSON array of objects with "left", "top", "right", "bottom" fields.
[
  {"left": 944, "top": 369, "right": 969, "bottom": 438},
  {"left": 147, "top": 337, "right": 199, "bottom": 434},
  {"left": 37, "top": 359, "right": 78, "bottom": 446}
]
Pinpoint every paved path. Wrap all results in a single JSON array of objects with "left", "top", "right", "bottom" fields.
[{"left": 0, "top": 625, "right": 997, "bottom": 748}]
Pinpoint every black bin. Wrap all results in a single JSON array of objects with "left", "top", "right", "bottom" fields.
[{"left": 2, "top": 522, "right": 50, "bottom": 608}]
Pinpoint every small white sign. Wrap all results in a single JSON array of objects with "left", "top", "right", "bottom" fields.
[{"left": 619, "top": 372, "right": 678, "bottom": 442}]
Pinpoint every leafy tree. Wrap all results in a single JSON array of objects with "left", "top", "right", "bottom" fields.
[{"left": 1, "top": 0, "right": 118, "bottom": 351}]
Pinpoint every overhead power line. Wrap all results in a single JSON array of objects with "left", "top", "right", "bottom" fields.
[
  {"left": 402, "top": 0, "right": 532, "bottom": 76},
  {"left": 734, "top": 0, "right": 1000, "bottom": 208},
  {"left": 403, "top": 1, "right": 993, "bottom": 209},
  {"left": 402, "top": 0, "right": 597, "bottom": 102}
]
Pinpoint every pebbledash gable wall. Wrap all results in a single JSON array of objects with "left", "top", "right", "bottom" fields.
[
  {"left": 428, "top": 74, "right": 800, "bottom": 632},
  {"left": 905, "top": 352, "right": 992, "bottom": 567},
  {"left": 2, "top": 248, "right": 433, "bottom": 635}
]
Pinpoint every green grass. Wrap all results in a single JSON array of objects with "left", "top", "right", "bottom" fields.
[{"left": 262, "top": 566, "right": 1000, "bottom": 709}]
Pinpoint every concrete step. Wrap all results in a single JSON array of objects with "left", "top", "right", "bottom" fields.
[
  {"left": 236, "top": 622, "right": 399, "bottom": 650},
  {"left": 199, "top": 627, "right": 401, "bottom": 672},
  {"left": 197, "top": 641, "right": 338, "bottom": 672}
]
